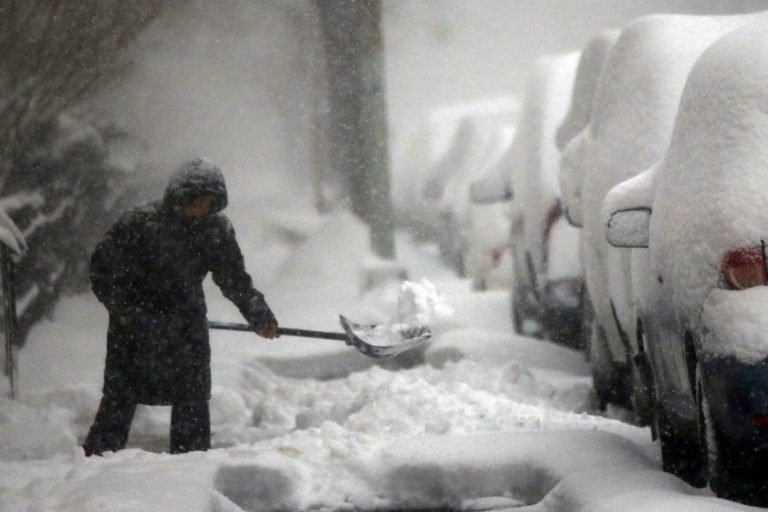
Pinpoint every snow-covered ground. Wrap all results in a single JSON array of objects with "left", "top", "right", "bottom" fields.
[{"left": 0, "top": 202, "right": 761, "bottom": 511}]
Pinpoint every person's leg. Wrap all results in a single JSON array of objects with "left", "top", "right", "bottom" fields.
[
  {"left": 82, "top": 395, "right": 137, "bottom": 456},
  {"left": 170, "top": 401, "right": 210, "bottom": 454}
]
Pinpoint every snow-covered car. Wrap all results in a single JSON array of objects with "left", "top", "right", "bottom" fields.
[
  {"left": 396, "top": 99, "right": 517, "bottom": 273},
  {"left": 461, "top": 125, "right": 516, "bottom": 290},
  {"left": 393, "top": 114, "right": 473, "bottom": 242},
  {"left": 499, "top": 51, "right": 581, "bottom": 346},
  {"left": 562, "top": 12, "right": 764, "bottom": 415},
  {"left": 604, "top": 18, "right": 768, "bottom": 505},
  {"left": 433, "top": 116, "right": 514, "bottom": 275},
  {"left": 557, "top": 29, "right": 618, "bottom": 228}
]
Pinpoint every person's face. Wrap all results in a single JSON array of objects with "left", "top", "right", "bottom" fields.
[{"left": 180, "top": 195, "right": 214, "bottom": 218}]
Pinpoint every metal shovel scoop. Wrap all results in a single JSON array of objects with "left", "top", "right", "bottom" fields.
[{"left": 207, "top": 315, "right": 431, "bottom": 359}]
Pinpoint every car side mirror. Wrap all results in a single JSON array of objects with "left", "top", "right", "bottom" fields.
[
  {"left": 606, "top": 207, "right": 651, "bottom": 248},
  {"left": 469, "top": 179, "right": 513, "bottom": 205}
]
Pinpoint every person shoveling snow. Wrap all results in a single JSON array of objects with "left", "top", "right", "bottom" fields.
[{"left": 83, "top": 157, "right": 280, "bottom": 457}]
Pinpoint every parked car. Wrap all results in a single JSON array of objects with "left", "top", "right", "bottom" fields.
[
  {"left": 603, "top": 18, "right": 768, "bottom": 505},
  {"left": 561, "top": 13, "right": 764, "bottom": 415},
  {"left": 461, "top": 125, "right": 516, "bottom": 290},
  {"left": 433, "top": 115, "right": 516, "bottom": 275},
  {"left": 497, "top": 51, "right": 581, "bottom": 346},
  {"left": 396, "top": 99, "right": 517, "bottom": 273},
  {"left": 557, "top": 29, "right": 619, "bottom": 228},
  {"left": 394, "top": 114, "right": 473, "bottom": 243},
  {"left": 392, "top": 97, "right": 517, "bottom": 241}
]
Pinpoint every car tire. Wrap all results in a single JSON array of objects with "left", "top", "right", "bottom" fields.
[
  {"left": 588, "top": 320, "right": 631, "bottom": 410},
  {"left": 655, "top": 394, "right": 705, "bottom": 487},
  {"left": 630, "top": 325, "right": 655, "bottom": 427},
  {"left": 511, "top": 284, "right": 543, "bottom": 339},
  {"left": 697, "top": 368, "right": 718, "bottom": 492},
  {"left": 697, "top": 366, "right": 768, "bottom": 505}
]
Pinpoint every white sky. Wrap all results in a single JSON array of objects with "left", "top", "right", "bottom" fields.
[{"left": 383, "top": 0, "right": 768, "bottom": 132}]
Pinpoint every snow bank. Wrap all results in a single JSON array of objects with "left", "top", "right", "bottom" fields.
[{"left": 0, "top": 400, "right": 77, "bottom": 461}]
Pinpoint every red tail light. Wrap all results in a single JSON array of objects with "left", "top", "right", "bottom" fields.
[
  {"left": 491, "top": 248, "right": 503, "bottom": 267},
  {"left": 543, "top": 202, "right": 563, "bottom": 242},
  {"left": 721, "top": 247, "right": 768, "bottom": 290},
  {"left": 542, "top": 201, "right": 563, "bottom": 267},
  {"left": 752, "top": 415, "right": 768, "bottom": 427}
]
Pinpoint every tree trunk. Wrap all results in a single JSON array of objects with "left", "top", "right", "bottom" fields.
[{"left": 316, "top": 0, "right": 396, "bottom": 258}]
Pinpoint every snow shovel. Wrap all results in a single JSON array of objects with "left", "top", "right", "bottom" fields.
[{"left": 207, "top": 315, "right": 431, "bottom": 359}]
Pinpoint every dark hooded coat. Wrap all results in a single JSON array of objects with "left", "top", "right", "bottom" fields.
[{"left": 90, "top": 158, "right": 275, "bottom": 405}]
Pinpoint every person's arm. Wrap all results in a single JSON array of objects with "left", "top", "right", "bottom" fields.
[
  {"left": 90, "top": 213, "right": 140, "bottom": 317},
  {"left": 209, "top": 216, "right": 279, "bottom": 338}
]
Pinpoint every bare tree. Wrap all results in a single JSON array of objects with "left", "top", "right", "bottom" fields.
[
  {"left": 315, "top": 0, "right": 396, "bottom": 259},
  {"left": 0, "top": 0, "right": 165, "bottom": 178}
]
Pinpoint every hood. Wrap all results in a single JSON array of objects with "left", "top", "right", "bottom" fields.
[{"left": 162, "top": 157, "right": 228, "bottom": 214}]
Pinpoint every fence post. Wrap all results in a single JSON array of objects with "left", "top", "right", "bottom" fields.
[{"left": 2, "top": 245, "right": 18, "bottom": 399}]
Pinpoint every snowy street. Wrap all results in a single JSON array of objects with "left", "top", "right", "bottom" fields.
[
  {"left": 8, "top": 1, "right": 768, "bottom": 510},
  {"left": 0, "top": 204, "right": 759, "bottom": 511}
]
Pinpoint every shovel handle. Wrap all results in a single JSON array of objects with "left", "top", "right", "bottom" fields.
[{"left": 207, "top": 320, "right": 348, "bottom": 342}]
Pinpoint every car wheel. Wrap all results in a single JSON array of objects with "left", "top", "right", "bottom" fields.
[
  {"left": 696, "top": 367, "right": 717, "bottom": 491},
  {"left": 697, "top": 366, "right": 768, "bottom": 505},
  {"left": 655, "top": 390, "right": 705, "bottom": 487},
  {"left": 588, "top": 320, "right": 631, "bottom": 410},
  {"left": 511, "top": 284, "right": 543, "bottom": 339},
  {"left": 698, "top": 380, "right": 739, "bottom": 500},
  {"left": 630, "top": 325, "right": 655, "bottom": 428}
]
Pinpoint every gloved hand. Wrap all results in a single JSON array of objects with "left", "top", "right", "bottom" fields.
[
  {"left": 257, "top": 322, "right": 280, "bottom": 339},
  {"left": 245, "top": 296, "right": 279, "bottom": 339}
]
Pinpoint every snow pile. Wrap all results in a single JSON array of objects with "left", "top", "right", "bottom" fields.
[
  {"left": 396, "top": 279, "right": 454, "bottom": 334},
  {"left": 345, "top": 278, "right": 454, "bottom": 348},
  {"left": 0, "top": 400, "right": 77, "bottom": 461}
]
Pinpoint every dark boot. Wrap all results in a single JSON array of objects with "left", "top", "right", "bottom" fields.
[
  {"left": 83, "top": 396, "right": 137, "bottom": 456},
  {"left": 170, "top": 401, "right": 210, "bottom": 454}
]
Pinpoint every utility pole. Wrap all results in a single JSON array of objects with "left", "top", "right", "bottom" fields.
[{"left": 315, "top": 0, "right": 396, "bottom": 259}]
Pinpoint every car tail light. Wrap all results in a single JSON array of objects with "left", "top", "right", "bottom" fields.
[
  {"left": 721, "top": 246, "right": 768, "bottom": 290},
  {"left": 543, "top": 202, "right": 562, "bottom": 242},
  {"left": 752, "top": 415, "right": 768, "bottom": 427},
  {"left": 542, "top": 201, "right": 563, "bottom": 267},
  {"left": 491, "top": 248, "right": 503, "bottom": 267}
]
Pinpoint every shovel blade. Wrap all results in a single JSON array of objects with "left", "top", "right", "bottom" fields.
[{"left": 339, "top": 315, "right": 432, "bottom": 358}]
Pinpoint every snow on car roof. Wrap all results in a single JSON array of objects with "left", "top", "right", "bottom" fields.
[{"left": 650, "top": 19, "right": 768, "bottom": 327}]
